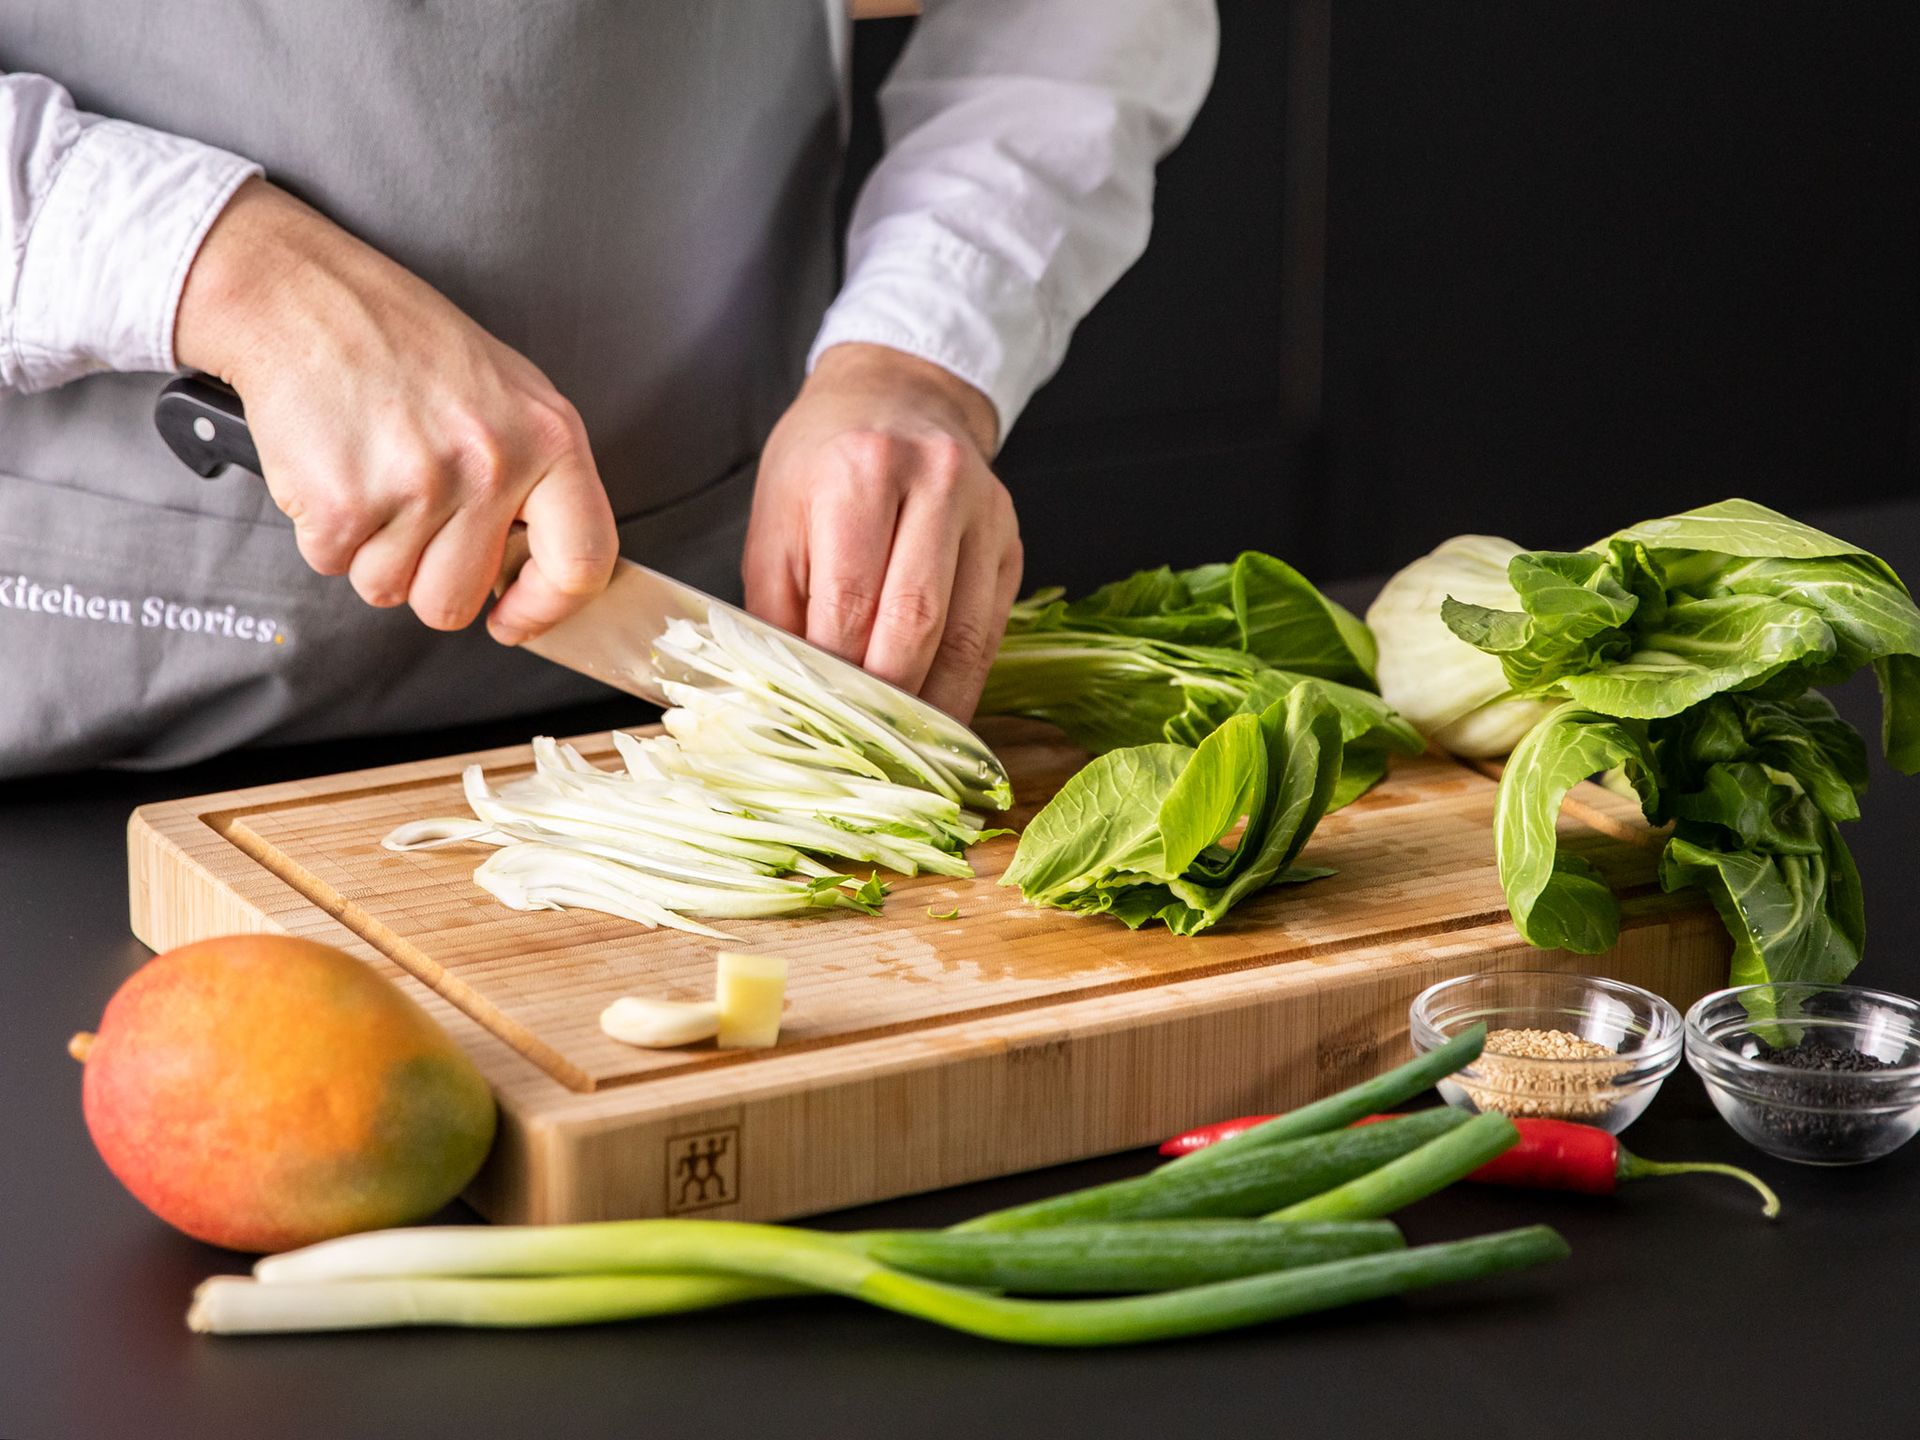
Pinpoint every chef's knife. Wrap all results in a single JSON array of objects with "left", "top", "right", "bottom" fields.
[{"left": 153, "top": 376, "right": 1013, "bottom": 808}]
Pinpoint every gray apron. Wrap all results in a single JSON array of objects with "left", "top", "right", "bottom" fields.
[{"left": 0, "top": 1, "right": 841, "bottom": 778}]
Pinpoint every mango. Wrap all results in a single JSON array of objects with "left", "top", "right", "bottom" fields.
[{"left": 71, "top": 935, "right": 496, "bottom": 1253}]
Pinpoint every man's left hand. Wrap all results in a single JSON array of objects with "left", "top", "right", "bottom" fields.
[{"left": 743, "top": 342, "right": 1022, "bottom": 721}]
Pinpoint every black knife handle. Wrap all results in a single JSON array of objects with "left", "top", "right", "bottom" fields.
[{"left": 154, "top": 375, "right": 262, "bottom": 477}]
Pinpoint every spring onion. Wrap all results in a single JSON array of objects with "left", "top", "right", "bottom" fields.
[
  {"left": 856, "top": 1219, "right": 1406, "bottom": 1293},
  {"left": 196, "top": 1221, "right": 1568, "bottom": 1344},
  {"left": 1263, "top": 1113, "right": 1520, "bottom": 1222},
  {"left": 1159, "top": 1023, "right": 1488, "bottom": 1172},
  {"left": 190, "top": 1272, "right": 796, "bottom": 1334},
  {"left": 190, "top": 1037, "right": 1570, "bottom": 1344},
  {"left": 954, "top": 1108, "right": 1470, "bottom": 1232},
  {"left": 955, "top": 1030, "right": 1491, "bottom": 1231},
  {"left": 238, "top": 1216, "right": 1405, "bottom": 1297}
]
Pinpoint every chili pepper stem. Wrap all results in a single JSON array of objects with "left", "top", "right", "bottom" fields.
[{"left": 1617, "top": 1150, "right": 1781, "bottom": 1220}]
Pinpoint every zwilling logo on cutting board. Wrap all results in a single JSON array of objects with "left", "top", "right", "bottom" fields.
[{"left": 666, "top": 1127, "right": 740, "bottom": 1213}]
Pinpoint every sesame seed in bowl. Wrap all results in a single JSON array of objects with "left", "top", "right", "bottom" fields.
[{"left": 1410, "top": 972, "right": 1684, "bottom": 1134}]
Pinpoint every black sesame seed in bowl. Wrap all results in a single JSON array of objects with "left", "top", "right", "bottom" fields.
[
  {"left": 1751, "top": 1040, "right": 1897, "bottom": 1074},
  {"left": 1685, "top": 983, "right": 1920, "bottom": 1166}
]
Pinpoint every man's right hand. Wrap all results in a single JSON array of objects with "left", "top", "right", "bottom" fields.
[{"left": 173, "top": 178, "right": 617, "bottom": 645}]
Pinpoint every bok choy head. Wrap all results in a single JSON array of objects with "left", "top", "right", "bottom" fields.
[{"left": 1425, "top": 498, "right": 1920, "bottom": 1002}]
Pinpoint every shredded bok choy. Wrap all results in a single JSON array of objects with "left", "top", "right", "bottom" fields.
[{"left": 383, "top": 614, "right": 1008, "bottom": 937}]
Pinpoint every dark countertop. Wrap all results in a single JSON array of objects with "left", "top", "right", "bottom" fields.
[{"left": 6, "top": 504, "right": 1920, "bottom": 1440}]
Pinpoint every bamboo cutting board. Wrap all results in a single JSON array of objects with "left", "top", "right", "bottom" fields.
[{"left": 127, "top": 718, "right": 1729, "bottom": 1224}]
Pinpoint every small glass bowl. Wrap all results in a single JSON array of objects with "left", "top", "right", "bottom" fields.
[
  {"left": 1684, "top": 983, "right": 1920, "bottom": 1166},
  {"left": 1410, "top": 971, "right": 1683, "bottom": 1134}
]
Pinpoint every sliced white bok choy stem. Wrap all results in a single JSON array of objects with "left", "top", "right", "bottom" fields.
[
  {"left": 379, "top": 613, "right": 1011, "bottom": 935},
  {"left": 653, "top": 611, "right": 1007, "bottom": 808},
  {"left": 475, "top": 844, "right": 877, "bottom": 939}
]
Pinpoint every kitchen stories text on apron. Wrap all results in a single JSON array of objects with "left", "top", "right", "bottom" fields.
[{"left": 0, "top": 570, "right": 288, "bottom": 644}]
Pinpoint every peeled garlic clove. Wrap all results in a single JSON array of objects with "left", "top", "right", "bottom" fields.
[{"left": 599, "top": 996, "right": 721, "bottom": 1048}]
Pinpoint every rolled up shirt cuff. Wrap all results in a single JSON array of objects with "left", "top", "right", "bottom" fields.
[
  {"left": 807, "top": 219, "right": 1063, "bottom": 439},
  {"left": 11, "top": 118, "right": 260, "bottom": 389}
]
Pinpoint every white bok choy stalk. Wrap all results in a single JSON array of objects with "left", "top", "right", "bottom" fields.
[
  {"left": 1365, "top": 536, "right": 1559, "bottom": 758},
  {"left": 382, "top": 615, "right": 1008, "bottom": 937}
]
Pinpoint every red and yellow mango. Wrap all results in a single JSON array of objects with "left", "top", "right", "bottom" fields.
[{"left": 71, "top": 935, "right": 496, "bottom": 1253}]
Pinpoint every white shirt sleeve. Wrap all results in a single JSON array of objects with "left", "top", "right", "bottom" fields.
[
  {"left": 809, "top": 0, "right": 1219, "bottom": 438},
  {"left": 1, "top": 73, "right": 261, "bottom": 393}
]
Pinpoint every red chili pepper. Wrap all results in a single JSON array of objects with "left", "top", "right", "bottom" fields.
[
  {"left": 1159, "top": 1114, "right": 1277, "bottom": 1157},
  {"left": 1160, "top": 1112, "right": 1779, "bottom": 1217}
]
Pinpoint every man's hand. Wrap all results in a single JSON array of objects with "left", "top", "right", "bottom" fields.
[
  {"left": 174, "top": 179, "right": 617, "bottom": 644},
  {"left": 743, "top": 343, "right": 1022, "bottom": 720}
]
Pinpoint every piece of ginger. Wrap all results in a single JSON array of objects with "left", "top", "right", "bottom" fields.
[{"left": 715, "top": 952, "right": 787, "bottom": 1049}]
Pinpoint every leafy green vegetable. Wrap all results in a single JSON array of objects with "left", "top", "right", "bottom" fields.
[
  {"left": 1438, "top": 499, "right": 1920, "bottom": 993},
  {"left": 1448, "top": 501, "right": 1920, "bottom": 747},
  {"left": 1442, "top": 550, "right": 1641, "bottom": 692},
  {"left": 1212, "top": 552, "right": 1381, "bottom": 680},
  {"left": 1493, "top": 705, "right": 1656, "bottom": 953},
  {"left": 1002, "top": 684, "right": 1345, "bottom": 934},
  {"left": 1650, "top": 692, "right": 1868, "bottom": 992},
  {"left": 1604, "top": 496, "right": 1859, "bottom": 559},
  {"left": 1007, "top": 551, "right": 1375, "bottom": 683},
  {"left": 1162, "top": 669, "right": 1421, "bottom": 811},
  {"left": 1655, "top": 693, "right": 1867, "bottom": 828},
  {"left": 982, "top": 552, "right": 1419, "bottom": 808},
  {"left": 1550, "top": 593, "right": 1835, "bottom": 718},
  {"left": 980, "top": 632, "right": 1260, "bottom": 753},
  {"left": 1660, "top": 818, "right": 1865, "bottom": 991}
]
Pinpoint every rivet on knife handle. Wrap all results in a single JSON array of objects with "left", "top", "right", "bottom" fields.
[{"left": 154, "top": 375, "right": 261, "bottom": 477}]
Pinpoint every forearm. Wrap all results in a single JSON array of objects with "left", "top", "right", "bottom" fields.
[
  {"left": 0, "top": 72, "right": 259, "bottom": 392},
  {"left": 812, "top": 0, "right": 1219, "bottom": 435},
  {"left": 175, "top": 178, "right": 414, "bottom": 387}
]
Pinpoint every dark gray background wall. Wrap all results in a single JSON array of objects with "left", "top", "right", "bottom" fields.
[{"left": 848, "top": 2, "right": 1920, "bottom": 592}]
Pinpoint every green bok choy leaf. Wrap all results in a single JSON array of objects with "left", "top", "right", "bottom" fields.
[{"left": 1003, "top": 682, "right": 1346, "bottom": 935}]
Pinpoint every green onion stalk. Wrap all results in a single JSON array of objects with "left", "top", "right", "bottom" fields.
[{"left": 193, "top": 1221, "right": 1568, "bottom": 1345}]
